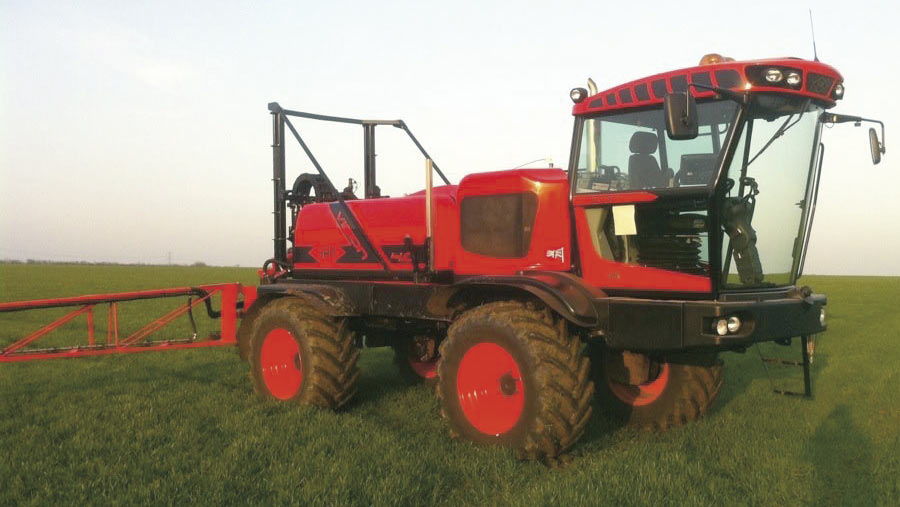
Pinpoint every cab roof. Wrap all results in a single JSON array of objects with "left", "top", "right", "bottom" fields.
[{"left": 572, "top": 58, "right": 843, "bottom": 116}]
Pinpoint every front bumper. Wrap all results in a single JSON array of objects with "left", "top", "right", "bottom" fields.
[{"left": 601, "top": 293, "right": 827, "bottom": 351}]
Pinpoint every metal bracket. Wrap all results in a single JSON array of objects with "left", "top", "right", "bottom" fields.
[{"left": 758, "top": 335, "right": 814, "bottom": 397}]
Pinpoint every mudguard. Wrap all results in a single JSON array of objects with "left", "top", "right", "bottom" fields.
[
  {"left": 448, "top": 271, "right": 605, "bottom": 328},
  {"left": 236, "top": 283, "right": 354, "bottom": 361},
  {"left": 247, "top": 273, "right": 605, "bottom": 332}
]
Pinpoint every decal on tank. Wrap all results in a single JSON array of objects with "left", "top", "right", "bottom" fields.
[
  {"left": 329, "top": 203, "right": 381, "bottom": 264},
  {"left": 381, "top": 243, "right": 426, "bottom": 265},
  {"left": 292, "top": 246, "right": 316, "bottom": 263}
]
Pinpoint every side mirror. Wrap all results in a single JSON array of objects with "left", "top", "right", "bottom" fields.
[
  {"left": 664, "top": 92, "right": 698, "bottom": 140},
  {"left": 869, "top": 127, "right": 883, "bottom": 165}
]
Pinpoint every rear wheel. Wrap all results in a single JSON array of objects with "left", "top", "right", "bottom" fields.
[
  {"left": 591, "top": 345, "right": 723, "bottom": 431},
  {"left": 393, "top": 334, "right": 440, "bottom": 386},
  {"left": 437, "top": 301, "right": 593, "bottom": 460},
  {"left": 248, "top": 297, "right": 360, "bottom": 409}
]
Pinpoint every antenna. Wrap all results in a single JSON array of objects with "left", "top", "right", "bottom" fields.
[
  {"left": 809, "top": 9, "right": 819, "bottom": 62},
  {"left": 512, "top": 157, "right": 553, "bottom": 169}
]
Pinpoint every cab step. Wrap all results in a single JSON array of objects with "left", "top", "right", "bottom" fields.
[{"left": 757, "top": 335, "right": 815, "bottom": 398}]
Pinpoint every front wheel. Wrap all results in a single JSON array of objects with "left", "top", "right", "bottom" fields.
[
  {"left": 590, "top": 345, "right": 723, "bottom": 431},
  {"left": 437, "top": 301, "right": 593, "bottom": 460},
  {"left": 393, "top": 334, "right": 440, "bottom": 387}
]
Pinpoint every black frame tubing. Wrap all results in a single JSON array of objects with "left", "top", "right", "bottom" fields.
[{"left": 267, "top": 102, "right": 449, "bottom": 267}]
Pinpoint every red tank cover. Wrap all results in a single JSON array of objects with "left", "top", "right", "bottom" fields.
[{"left": 291, "top": 169, "right": 571, "bottom": 275}]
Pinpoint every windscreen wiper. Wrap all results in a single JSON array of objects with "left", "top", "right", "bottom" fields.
[
  {"left": 745, "top": 101, "right": 810, "bottom": 167},
  {"left": 689, "top": 83, "right": 749, "bottom": 104}
]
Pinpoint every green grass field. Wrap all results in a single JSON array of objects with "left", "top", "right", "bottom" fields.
[{"left": 1, "top": 264, "right": 898, "bottom": 505}]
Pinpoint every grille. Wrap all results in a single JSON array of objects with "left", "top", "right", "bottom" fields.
[{"left": 807, "top": 73, "right": 835, "bottom": 95}]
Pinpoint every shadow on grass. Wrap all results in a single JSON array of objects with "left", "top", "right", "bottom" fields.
[
  {"left": 341, "top": 349, "right": 413, "bottom": 410},
  {"left": 803, "top": 404, "right": 877, "bottom": 505},
  {"left": 572, "top": 401, "right": 630, "bottom": 452},
  {"left": 575, "top": 340, "right": 836, "bottom": 461}
]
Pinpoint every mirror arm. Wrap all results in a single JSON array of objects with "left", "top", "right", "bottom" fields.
[{"left": 824, "top": 114, "right": 886, "bottom": 154}]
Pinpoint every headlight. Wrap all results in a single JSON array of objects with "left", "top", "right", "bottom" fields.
[
  {"left": 819, "top": 309, "right": 826, "bottom": 326},
  {"left": 570, "top": 87, "right": 588, "bottom": 103},
  {"left": 785, "top": 72, "right": 802, "bottom": 87},
  {"left": 833, "top": 83, "right": 844, "bottom": 99},
  {"left": 765, "top": 68, "right": 784, "bottom": 83},
  {"left": 715, "top": 318, "right": 729, "bottom": 336},
  {"left": 727, "top": 316, "right": 742, "bottom": 333}
]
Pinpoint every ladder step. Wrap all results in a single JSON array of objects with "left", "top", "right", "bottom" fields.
[{"left": 757, "top": 335, "right": 814, "bottom": 398}]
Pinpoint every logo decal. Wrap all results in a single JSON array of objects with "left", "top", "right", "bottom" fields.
[
  {"left": 546, "top": 247, "right": 565, "bottom": 263},
  {"left": 335, "top": 211, "right": 368, "bottom": 261}
]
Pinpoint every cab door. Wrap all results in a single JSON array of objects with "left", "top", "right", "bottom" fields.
[{"left": 571, "top": 117, "right": 721, "bottom": 295}]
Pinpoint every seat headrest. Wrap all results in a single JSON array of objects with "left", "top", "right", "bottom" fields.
[{"left": 629, "top": 131, "right": 658, "bottom": 154}]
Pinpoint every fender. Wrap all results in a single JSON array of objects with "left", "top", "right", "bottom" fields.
[
  {"left": 249, "top": 273, "right": 605, "bottom": 331},
  {"left": 448, "top": 271, "right": 606, "bottom": 328},
  {"left": 236, "top": 283, "right": 354, "bottom": 361},
  {"left": 256, "top": 283, "right": 354, "bottom": 316}
]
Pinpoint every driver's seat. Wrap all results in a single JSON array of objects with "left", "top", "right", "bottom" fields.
[{"left": 628, "top": 132, "right": 668, "bottom": 189}]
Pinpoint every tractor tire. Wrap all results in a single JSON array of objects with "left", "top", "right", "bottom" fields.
[
  {"left": 248, "top": 297, "right": 360, "bottom": 409},
  {"left": 436, "top": 301, "right": 594, "bottom": 461},
  {"left": 590, "top": 344, "right": 723, "bottom": 431}
]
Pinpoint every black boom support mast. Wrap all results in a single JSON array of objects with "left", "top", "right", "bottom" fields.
[{"left": 267, "top": 102, "right": 450, "bottom": 266}]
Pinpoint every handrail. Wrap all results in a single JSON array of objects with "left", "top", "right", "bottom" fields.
[
  {"left": 268, "top": 102, "right": 450, "bottom": 185},
  {"left": 267, "top": 101, "right": 452, "bottom": 267}
]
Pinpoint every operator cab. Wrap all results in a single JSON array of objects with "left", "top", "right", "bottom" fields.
[
  {"left": 574, "top": 100, "right": 737, "bottom": 193},
  {"left": 568, "top": 54, "right": 883, "bottom": 297}
]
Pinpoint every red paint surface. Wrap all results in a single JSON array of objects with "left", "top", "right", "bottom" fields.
[
  {"left": 0, "top": 286, "right": 228, "bottom": 312},
  {"left": 608, "top": 363, "right": 670, "bottom": 407},
  {"left": 573, "top": 58, "right": 843, "bottom": 116},
  {"left": 456, "top": 342, "right": 525, "bottom": 435},
  {"left": 259, "top": 328, "right": 303, "bottom": 400},
  {"left": 0, "top": 283, "right": 254, "bottom": 363},
  {"left": 293, "top": 185, "right": 458, "bottom": 271},
  {"left": 293, "top": 169, "right": 572, "bottom": 276},
  {"left": 0, "top": 340, "right": 234, "bottom": 363},
  {"left": 408, "top": 357, "right": 438, "bottom": 379},
  {"left": 453, "top": 169, "right": 571, "bottom": 275},
  {"left": 572, "top": 191, "right": 658, "bottom": 207},
  {"left": 573, "top": 205, "right": 712, "bottom": 292}
]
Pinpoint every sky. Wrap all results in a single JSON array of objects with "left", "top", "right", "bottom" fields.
[{"left": 1, "top": 0, "right": 898, "bottom": 275}]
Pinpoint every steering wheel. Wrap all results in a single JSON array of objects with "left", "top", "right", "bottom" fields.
[
  {"left": 723, "top": 177, "right": 759, "bottom": 204},
  {"left": 599, "top": 165, "right": 629, "bottom": 190},
  {"left": 597, "top": 164, "right": 620, "bottom": 176}
]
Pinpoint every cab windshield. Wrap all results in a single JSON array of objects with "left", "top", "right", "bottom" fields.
[
  {"left": 720, "top": 96, "right": 823, "bottom": 289},
  {"left": 575, "top": 101, "right": 740, "bottom": 192}
]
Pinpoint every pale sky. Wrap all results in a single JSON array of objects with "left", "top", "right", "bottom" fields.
[{"left": 2, "top": 0, "right": 898, "bottom": 275}]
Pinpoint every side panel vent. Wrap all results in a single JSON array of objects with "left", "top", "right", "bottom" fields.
[{"left": 460, "top": 193, "right": 538, "bottom": 258}]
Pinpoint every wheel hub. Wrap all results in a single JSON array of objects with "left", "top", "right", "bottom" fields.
[
  {"left": 456, "top": 342, "right": 525, "bottom": 435},
  {"left": 259, "top": 328, "right": 303, "bottom": 400},
  {"left": 499, "top": 373, "right": 519, "bottom": 396}
]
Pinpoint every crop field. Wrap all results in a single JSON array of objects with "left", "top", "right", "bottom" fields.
[{"left": 1, "top": 264, "right": 898, "bottom": 505}]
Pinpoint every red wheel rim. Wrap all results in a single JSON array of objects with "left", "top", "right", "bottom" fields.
[
  {"left": 608, "top": 362, "right": 670, "bottom": 407},
  {"left": 408, "top": 357, "right": 438, "bottom": 380},
  {"left": 260, "top": 328, "right": 303, "bottom": 400},
  {"left": 456, "top": 342, "right": 525, "bottom": 435}
]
